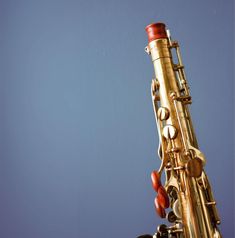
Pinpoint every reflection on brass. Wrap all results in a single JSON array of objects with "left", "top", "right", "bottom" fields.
[{"left": 138, "top": 23, "right": 222, "bottom": 238}]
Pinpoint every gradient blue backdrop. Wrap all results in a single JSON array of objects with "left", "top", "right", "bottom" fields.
[{"left": 0, "top": 0, "right": 234, "bottom": 237}]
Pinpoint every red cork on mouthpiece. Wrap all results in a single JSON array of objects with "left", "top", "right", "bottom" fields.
[{"left": 145, "top": 23, "right": 167, "bottom": 43}]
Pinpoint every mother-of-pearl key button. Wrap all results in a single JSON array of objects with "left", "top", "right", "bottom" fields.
[
  {"left": 157, "top": 107, "right": 169, "bottom": 121},
  {"left": 163, "top": 125, "right": 177, "bottom": 139}
]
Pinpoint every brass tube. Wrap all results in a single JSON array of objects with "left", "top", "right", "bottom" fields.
[{"left": 142, "top": 22, "right": 222, "bottom": 238}]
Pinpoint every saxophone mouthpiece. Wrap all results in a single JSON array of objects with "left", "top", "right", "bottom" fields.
[{"left": 145, "top": 23, "right": 167, "bottom": 43}]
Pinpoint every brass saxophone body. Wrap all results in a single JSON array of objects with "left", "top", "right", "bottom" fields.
[{"left": 140, "top": 23, "right": 222, "bottom": 238}]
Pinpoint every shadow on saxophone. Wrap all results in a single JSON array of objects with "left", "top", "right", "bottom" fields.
[{"left": 138, "top": 22, "right": 222, "bottom": 238}]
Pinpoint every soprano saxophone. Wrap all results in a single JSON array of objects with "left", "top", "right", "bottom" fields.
[{"left": 138, "top": 23, "right": 222, "bottom": 238}]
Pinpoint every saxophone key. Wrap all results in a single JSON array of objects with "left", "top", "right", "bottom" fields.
[
  {"left": 167, "top": 211, "right": 178, "bottom": 223},
  {"left": 157, "top": 107, "right": 170, "bottom": 121},
  {"left": 162, "top": 125, "right": 178, "bottom": 140},
  {"left": 157, "top": 186, "right": 170, "bottom": 209},
  {"left": 154, "top": 197, "right": 166, "bottom": 218},
  {"left": 151, "top": 170, "right": 162, "bottom": 192},
  {"left": 185, "top": 157, "right": 203, "bottom": 177}
]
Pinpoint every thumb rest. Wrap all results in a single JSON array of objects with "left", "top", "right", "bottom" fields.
[{"left": 138, "top": 23, "right": 222, "bottom": 238}]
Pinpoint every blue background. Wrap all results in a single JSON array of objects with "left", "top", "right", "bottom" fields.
[{"left": 0, "top": 0, "right": 234, "bottom": 237}]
